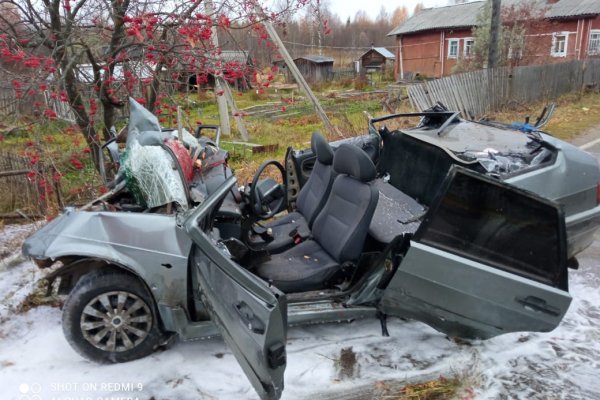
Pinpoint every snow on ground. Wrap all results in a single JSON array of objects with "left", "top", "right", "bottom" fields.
[{"left": 0, "top": 223, "right": 599, "bottom": 400}]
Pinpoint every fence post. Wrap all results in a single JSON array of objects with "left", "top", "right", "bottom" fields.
[
  {"left": 580, "top": 59, "right": 588, "bottom": 98},
  {"left": 35, "top": 163, "right": 47, "bottom": 216}
]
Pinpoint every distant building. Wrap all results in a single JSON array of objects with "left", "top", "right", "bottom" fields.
[
  {"left": 388, "top": 0, "right": 600, "bottom": 79},
  {"left": 188, "top": 50, "right": 253, "bottom": 92},
  {"left": 292, "top": 55, "right": 334, "bottom": 83},
  {"left": 358, "top": 47, "right": 395, "bottom": 74}
]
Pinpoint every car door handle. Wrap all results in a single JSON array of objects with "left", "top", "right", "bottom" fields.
[
  {"left": 234, "top": 301, "right": 266, "bottom": 334},
  {"left": 515, "top": 296, "right": 560, "bottom": 317}
]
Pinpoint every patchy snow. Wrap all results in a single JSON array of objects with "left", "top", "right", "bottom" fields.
[
  {"left": 0, "top": 223, "right": 42, "bottom": 321},
  {"left": 0, "top": 222, "right": 599, "bottom": 400}
]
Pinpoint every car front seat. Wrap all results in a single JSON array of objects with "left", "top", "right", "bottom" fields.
[
  {"left": 256, "top": 131, "right": 335, "bottom": 252},
  {"left": 255, "top": 143, "right": 379, "bottom": 293}
]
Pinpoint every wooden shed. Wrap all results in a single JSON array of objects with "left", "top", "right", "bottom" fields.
[
  {"left": 292, "top": 55, "right": 334, "bottom": 83},
  {"left": 359, "top": 47, "right": 395, "bottom": 73}
]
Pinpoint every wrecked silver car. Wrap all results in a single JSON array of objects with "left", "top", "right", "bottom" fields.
[{"left": 23, "top": 100, "right": 600, "bottom": 400}]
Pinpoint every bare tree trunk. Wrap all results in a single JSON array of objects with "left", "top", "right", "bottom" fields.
[
  {"left": 60, "top": 59, "right": 101, "bottom": 170},
  {"left": 48, "top": 0, "right": 101, "bottom": 170}
]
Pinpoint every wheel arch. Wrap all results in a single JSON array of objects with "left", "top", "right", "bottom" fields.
[{"left": 48, "top": 256, "right": 146, "bottom": 295}]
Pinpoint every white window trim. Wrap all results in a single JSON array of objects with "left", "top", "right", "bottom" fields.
[
  {"left": 463, "top": 37, "right": 474, "bottom": 58},
  {"left": 551, "top": 32, "right": 569, "bottom": 58},
  {"left": 589, "top": 29, "right": 600, "bottom": 56},
  {"left": 448, "top": 39, "right": 460, "bottom": 59}
]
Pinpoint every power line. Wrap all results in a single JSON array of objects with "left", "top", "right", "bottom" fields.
[
  {"left": 280, "top": 40, "right": 370, "bottom": 50},
  {"left": 279, "top": 39, "right": 443, "bottom": 50}
]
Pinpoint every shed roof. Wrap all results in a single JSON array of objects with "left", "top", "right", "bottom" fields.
[
  {"left": 547, "top": 0, "right": 600, "bottom": 18},
  {"left": 360, "top": 47, "right": 395, "bottom": 60},
  {"left": 294, "top": 55, "right": 334, "bottom": 64}
]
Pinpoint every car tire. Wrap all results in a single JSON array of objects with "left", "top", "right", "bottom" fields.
[{"left": 62, "top": 270, "right": 166, "bottom": 363}]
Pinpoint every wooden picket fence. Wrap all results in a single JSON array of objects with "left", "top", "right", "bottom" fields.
[
  {"left": 408, "top": 60, "right": 600, "bottom": 119},
  {"left": 0, "top": 86, "right": 21, "bottom": 116}
]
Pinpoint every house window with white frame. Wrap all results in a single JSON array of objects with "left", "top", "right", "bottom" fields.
[
  {"left": 589, "top": 30, "right": 600, "bottom": 55},
  {"left": 551, "top": 32, "right": 568, "bottom": 57},
  {"left": 464, "top": 38, "right": 474, "bottom": 58},
  {"left": 448, "top": 39, "right": 459, "bottom": 59}
]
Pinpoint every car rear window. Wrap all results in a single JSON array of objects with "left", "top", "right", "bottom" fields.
[{"left": 415, "top": 168, "right": 567, "bottom": 290}]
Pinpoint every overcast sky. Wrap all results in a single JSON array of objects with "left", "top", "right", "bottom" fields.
[{"left": 327, "top": 0, "right": 455, "bottom": 22}]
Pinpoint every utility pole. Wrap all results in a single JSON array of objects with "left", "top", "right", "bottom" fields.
[
  {"left": 258, "top": 8, "right": 337, "bottom": 136},
  {"left": 488, "top": 0, "right": 501, "bottom": 68},
  {"left": 206, "top": 0, "right": 230, "bottom": 137}
]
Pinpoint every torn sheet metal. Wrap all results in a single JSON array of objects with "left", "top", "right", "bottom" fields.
[{"left": 462, "top": 147, "right": 553, "bottom": 175}]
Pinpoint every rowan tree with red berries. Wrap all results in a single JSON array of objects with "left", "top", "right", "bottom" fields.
[{"left": 0, "top": 0, "right": 307, "bottom": 173}]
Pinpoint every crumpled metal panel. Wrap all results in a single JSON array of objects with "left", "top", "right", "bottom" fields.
[{"left": 22, "top": 208, "right": 192, "bottom": 308}]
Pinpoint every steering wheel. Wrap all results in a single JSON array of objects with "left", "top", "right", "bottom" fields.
[{"left": 249, "top": 160, "right": 287, "bottom": 219}]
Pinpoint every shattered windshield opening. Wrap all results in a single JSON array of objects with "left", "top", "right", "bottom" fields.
[{"left": 116, "top": 99, "right": 192, "bottom": 210}]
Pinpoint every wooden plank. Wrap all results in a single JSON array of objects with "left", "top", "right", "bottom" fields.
[
  {"left": 459, "top": 72, "right": 473, "bottom": 118},
  {"left": 416, "top": 85, "right": 429, "bottom": 110},
  {"left": 259, "top": 10, "right": 337, "bottom": 136},
  {"left": 221, "top": 141, "right": 279, "bottom": 153},
  {"left": 218, "top": 77, "right": 250, "bottom": 141},
  {"left": 205, "top": 0, "right": 231, "bottom": 137},
  {"left": 452, "top": 75, "right": 467, "bottom": 117},
  {"left": 0, "top": 212, "right": 44, "bottom": 220},
  {"left": 0, "top": 169, "right": 30, "bottom": 177}
]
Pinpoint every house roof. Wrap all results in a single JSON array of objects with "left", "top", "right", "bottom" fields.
[
  {"left": 547, "top": 0, "right": 600, "bottom": 18},
  {"left": 388, "top": 0, "right": 599, "bottom": 37},
  {"left": 294, "top": 55, "right": 334, "bottom": 64},
  {"left": 388, "top": 1, "right": 484, "bottom": 36},
  {"left": 76, "top": 63, "right": 155, "bottom": 84},
  {"left": 360, "top": 47, "right": 395, "bottom": 60},
  {"left": 219, "top": 50, "right": 250, "bottom": 63}
]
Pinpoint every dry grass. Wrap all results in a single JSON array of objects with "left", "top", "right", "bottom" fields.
[
  {"left": 17, "top": 279, "right": 63, "bottom": 313},
  {"left": 374, "top": 376, "right": 464, "bottom": 400},
  {"left": 486, "top": 90, "right": 600, "bottom": 140},
  {"left": 2, "top": 87, "right": 598, "bottom": 213}
]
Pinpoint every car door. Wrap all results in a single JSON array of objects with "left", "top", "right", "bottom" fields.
[
  {"left": 380, "top": 166, "right": 572, "bottom": 339},
  {"left": 184, "top": 176, "right": 287, "bottom": 400}
]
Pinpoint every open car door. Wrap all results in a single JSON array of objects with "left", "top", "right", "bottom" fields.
[
  {"left": 380, "top": 166, "right": 572, "bottom": 339},
  {"left": 184, "top": 177, "right": 287, "bottom": 400}
]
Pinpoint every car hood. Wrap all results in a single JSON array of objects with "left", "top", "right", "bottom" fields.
[{"left": 22, "top": 208, "right": 189, "bottom": 263}]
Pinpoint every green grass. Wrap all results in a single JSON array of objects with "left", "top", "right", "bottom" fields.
[{"left": 3, "top": 86, "right": 599, "bottom": 216}]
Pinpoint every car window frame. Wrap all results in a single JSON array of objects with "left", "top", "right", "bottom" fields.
[{"left": 413, "top": 165, "right": 568, "bottom": 290}]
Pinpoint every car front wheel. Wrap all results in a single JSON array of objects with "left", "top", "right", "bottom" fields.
[{"left": 62, "top": 270, "right": 166, "bottom": 363}]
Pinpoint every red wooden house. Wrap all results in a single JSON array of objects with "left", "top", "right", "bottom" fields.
[{"left": 388, "top": 0, "right": 600, "bottom": 79}]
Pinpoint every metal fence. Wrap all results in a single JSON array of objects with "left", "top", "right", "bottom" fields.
[{"left": 408, "top": 60, "right": 600, "bottom": 119}]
